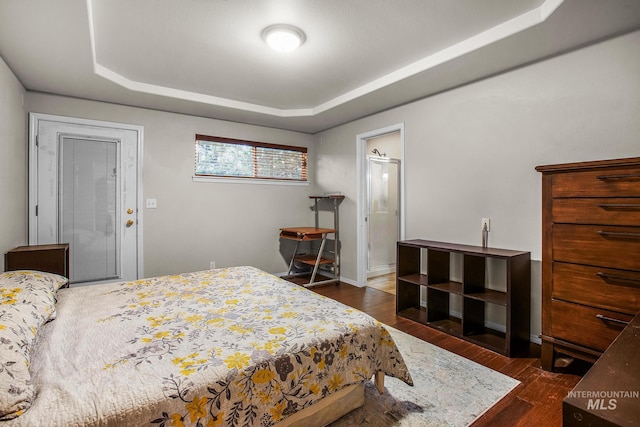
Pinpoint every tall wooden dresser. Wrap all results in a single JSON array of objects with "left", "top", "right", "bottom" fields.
[{"left": 536, "top": 157, "right": 640, "bottom": 371}]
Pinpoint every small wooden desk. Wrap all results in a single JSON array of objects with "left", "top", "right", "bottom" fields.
[
  {"left": 280, "top": 227, "right": 337, "bottom": 287},
  {"left": 280, "top": 227, "right": 336, "bottom": 241}
]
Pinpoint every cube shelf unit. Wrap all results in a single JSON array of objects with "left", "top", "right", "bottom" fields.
[{"left": 396, "top": 239, "right": 531, "bottom": 356}]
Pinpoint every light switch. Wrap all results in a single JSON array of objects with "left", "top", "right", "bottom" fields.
[{"left": 146, "top": 198, "right": 157, "bottom": 209}]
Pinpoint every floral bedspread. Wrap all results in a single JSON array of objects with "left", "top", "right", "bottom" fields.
[{"left": 5, "top": 266, "right": 412, "bottom": 427}]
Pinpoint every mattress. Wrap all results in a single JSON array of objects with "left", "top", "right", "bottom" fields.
[{"left": 1, "top": 266, "right": 412, "bottom": 426}]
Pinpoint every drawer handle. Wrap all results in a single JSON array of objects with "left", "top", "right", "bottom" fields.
[
  {"left": 597, "top": 231, "right": 640, "bottom": 239},
  {"left": 596, "top": 272, "right": 640, "bottom": 285},
  {"left": 595, "top": 314, "right": 630, "bottom": 326},
  {"left": 596, "top": 173, "right": 640, "bottom": 180},
  {"left": 598, "top": 203, "right": 640, "bottom": 209}
]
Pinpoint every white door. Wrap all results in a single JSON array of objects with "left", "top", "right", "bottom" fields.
[{"left": 29, "top": 114, "right": 143, "bottom": 286}]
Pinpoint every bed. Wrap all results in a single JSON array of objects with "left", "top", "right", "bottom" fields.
[{"left": 0, "top": 266, "right": 412, "bottom": 426}]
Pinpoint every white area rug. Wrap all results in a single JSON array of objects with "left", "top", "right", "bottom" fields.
[{"left": 331, "top": 326, "right": 520, "bottom": 426}]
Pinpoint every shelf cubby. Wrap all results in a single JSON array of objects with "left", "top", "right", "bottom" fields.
[{"left": 396, "top": 239, "right": 531, "bottom": 357}]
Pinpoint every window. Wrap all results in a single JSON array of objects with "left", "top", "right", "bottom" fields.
[{"left": 194, "top": 134, "right": 307, "bottom": 182}]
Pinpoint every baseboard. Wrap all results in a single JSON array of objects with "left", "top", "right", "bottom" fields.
[
  {"left": 276, "top": 271, "right": 359, "bottom": 287},
  {"left": 340, "top": 276, "right": 359, "bottom": 286},
  {"left": 367, "top": 266, "right": 395, "bottom": 278}
]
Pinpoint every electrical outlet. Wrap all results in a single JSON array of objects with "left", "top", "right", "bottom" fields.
[
  {"left": 482, "top": 218, "right": 490, "bottom": 231},
  {"left": 209, "top": 261, "right": 216, "bottom": 269}
]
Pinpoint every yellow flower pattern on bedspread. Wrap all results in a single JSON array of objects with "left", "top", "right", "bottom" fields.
[{"left": 6, "top": 267, "right": 412, "bottom": 427}]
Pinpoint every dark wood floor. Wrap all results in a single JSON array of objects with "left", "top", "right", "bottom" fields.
[{"left": 310, "top": 282, "right": 590, "bottom": 427}]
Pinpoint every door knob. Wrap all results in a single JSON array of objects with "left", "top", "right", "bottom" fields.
[
  {"left": 126, "top": 219, "right": 135, "bottom": 227},
  {"left": 127, "top": 208, "right": 134, "bottom": 214}
]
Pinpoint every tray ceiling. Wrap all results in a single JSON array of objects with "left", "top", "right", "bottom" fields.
[{"left": 1, "top": 0, "right": 639, "bottom": 133}]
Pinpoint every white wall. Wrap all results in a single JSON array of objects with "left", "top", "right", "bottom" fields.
[
  {"left": 0, "top": 55, "right": 27, "bottom": 257},
  {"left": 314, "top": 30, "right": 640, "bottom": 341},
  {"left": 26, "top": 94, "right": 316, "bottom": 277}
]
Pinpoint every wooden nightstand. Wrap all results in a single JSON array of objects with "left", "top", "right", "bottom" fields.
[{"left": 5, "top": 244, "right": 70, "bottom": 279}]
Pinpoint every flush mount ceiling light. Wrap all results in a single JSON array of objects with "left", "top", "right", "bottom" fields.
[{"left": 262, "top": 24, "right": 306, "bottom": 53}]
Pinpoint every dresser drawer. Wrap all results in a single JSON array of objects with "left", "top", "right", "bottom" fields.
[
  {"left": 551, "top": 300, "right": 632, "bottom": 352},
  {"left": 552, "top": 167, "right": 640, "bottom": 198},
  {"left": 552, "top": 198, "right": 640, "bottom": 226},
  {"left": 553, "top": 224, "right": 640, "bottom": 271},
  {"left": 552, "top": 262, "right": 640, "bottom": 315}
]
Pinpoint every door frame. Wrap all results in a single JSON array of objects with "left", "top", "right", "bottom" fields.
[
  {"left": 28, "top": 113, "right": 145, "bottom": 280},
  {"left": 356, "top": 123, "right": 405, "bottom": 287}
]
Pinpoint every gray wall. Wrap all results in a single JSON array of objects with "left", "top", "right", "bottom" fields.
[
  {"left": 314, "top": 30, "right": 640, "bottom": 340},
  {"left": 2, "top": 29, "right": 639, "bottom": 342},
  {"left": 0, "top": 56, "right": 27, "bottom": 255},
  {"left": 24, "top": 94, "right": 316, "bottom": 277}
]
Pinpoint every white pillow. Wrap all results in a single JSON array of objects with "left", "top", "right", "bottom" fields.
[{"left": 0, "top": 271, "right": 65, "bottom": 419}]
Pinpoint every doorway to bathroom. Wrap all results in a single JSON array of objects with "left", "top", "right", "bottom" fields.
[{"left": 356, "top": 124, "right": 404, "bottom": 293}]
